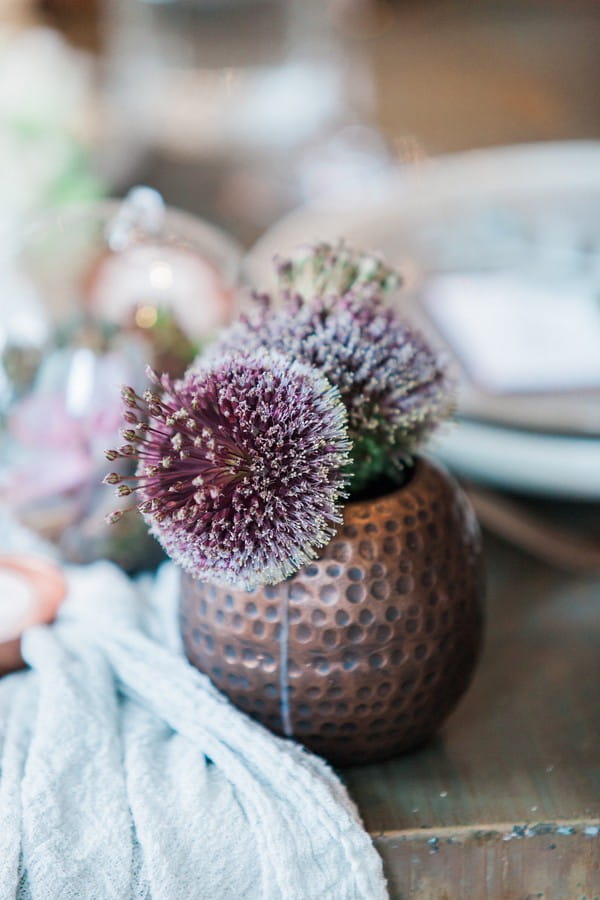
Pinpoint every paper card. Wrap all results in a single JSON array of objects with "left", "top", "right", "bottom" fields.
[{"left": 423, "top": 272, "right": 600, "bottom": 394}]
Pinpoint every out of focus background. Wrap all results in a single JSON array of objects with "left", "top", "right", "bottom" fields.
[
  {"left": 1, "top": 0, "right": 599, "bottom": 570},
  {"left": 9, "top": 0, "right": 598, "bottom": 242}
]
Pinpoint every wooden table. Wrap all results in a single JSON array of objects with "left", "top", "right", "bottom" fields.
[{"left": 344, "top": 535, "right": 600, "bottom": 899}]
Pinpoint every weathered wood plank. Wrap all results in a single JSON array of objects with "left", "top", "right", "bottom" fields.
[{"left": 375, "top": 824, "right": 599, "bottom": 900}]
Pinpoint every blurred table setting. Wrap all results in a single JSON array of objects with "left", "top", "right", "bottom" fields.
[{"left": 246, "top": 140, "right": 600, "bottom": 571}]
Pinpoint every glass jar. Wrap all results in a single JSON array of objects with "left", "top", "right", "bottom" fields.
[{"left": 0, "top": 188, "right": 242, "bottom": 571}]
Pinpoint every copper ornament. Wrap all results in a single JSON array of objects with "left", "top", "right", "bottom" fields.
[{"left": 180, "top": 457, "right": 483, "bottom": 766}]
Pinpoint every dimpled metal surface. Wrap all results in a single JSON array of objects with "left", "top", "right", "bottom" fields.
[{"left": 180, "top": 457, "right": 483, "bottom": 766}]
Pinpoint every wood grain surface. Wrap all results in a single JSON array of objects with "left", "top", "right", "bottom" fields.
[{"left": 344, "top": 535, "right": 600, "bottom": 898}]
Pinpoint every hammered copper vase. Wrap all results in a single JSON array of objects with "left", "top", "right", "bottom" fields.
[{"left": 180, "top": 457, "right": 483, "bottom": 766}]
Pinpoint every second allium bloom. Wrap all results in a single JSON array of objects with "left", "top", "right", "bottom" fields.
[
  {"left": 210, "top": 243, "right": 453, "bottom": 489},
  {"left": 105, "top": 353, "right": 350, "bottom": 589}
]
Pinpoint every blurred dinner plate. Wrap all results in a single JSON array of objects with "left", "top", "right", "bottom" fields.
[
  {"left": 246, "top": 141, "right": 600, "bottom": 498},
  {"left": 430, "top": 421, "right": 600, "bottom": 500}
]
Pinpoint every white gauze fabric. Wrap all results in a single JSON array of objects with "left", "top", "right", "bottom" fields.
[{"left": 0, "top": 559, "right": 388, "bottom": 900}]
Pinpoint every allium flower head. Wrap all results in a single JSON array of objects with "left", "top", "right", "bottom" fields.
[
  {"left": 104, "top": 353, "right": 350, "bottom": 589},
  {"left": 206, "top": 243, "right": 453, "bottom": 490}
]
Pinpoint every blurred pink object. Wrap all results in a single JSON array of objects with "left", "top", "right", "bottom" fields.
[
  {"left": 5, "top": 449, "right": 93, "bottom": 508},
  {"left": 10, "top": 391, "right": 84, "bottom": 450},
  {"left": 5, "top": 344, "right": 141, "bottom": 508}
]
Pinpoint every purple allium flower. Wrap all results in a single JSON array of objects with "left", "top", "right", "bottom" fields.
[
  {"left": 206, "top": 244, "right": 453, "bottom": 490},
  {"left": 104, "top": 353, "right": 350, "bottom": 589}
]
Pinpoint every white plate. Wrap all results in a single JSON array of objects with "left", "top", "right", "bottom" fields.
[
  {"left": 247, "top": 141, "right": 600, "bottom": 274},
  {"left": 431, "top": 421, "right": 600, "bottom": 500}
]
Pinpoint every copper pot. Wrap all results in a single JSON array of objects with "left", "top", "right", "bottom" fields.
[{"left": 180, "top": 457, "right": 483, "bottom": 766}]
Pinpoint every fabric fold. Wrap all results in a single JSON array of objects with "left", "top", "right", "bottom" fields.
[{"left": 0, "top": 560, "right": 387, "bottom": 900}]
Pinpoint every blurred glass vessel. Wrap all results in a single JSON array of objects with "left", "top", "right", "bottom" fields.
[
  {"left": 103, "top": 0, "right": 388, "bottom": 241},
  {"left": 0, "top": 189, "right": 242, "bottom": 570}
]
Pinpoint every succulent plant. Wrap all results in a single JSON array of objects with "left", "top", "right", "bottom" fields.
[
  {"left": 207, "top": 242, "right": 453, "bottom": 491},
  {"left": 104, "top": 353, "right": 350, "bottom": 589}
]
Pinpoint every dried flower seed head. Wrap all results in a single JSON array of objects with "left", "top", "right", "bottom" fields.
[
  {"left": 207, "top": 244, "right": 453, "bottom": 489},
  {"left": 105, "top": 352, "right": 350, "bottom": 589}
]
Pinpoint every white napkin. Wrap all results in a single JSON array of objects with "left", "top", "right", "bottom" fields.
[{"left": 0, "top": 559, "right": 387, "bottom": 900}]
